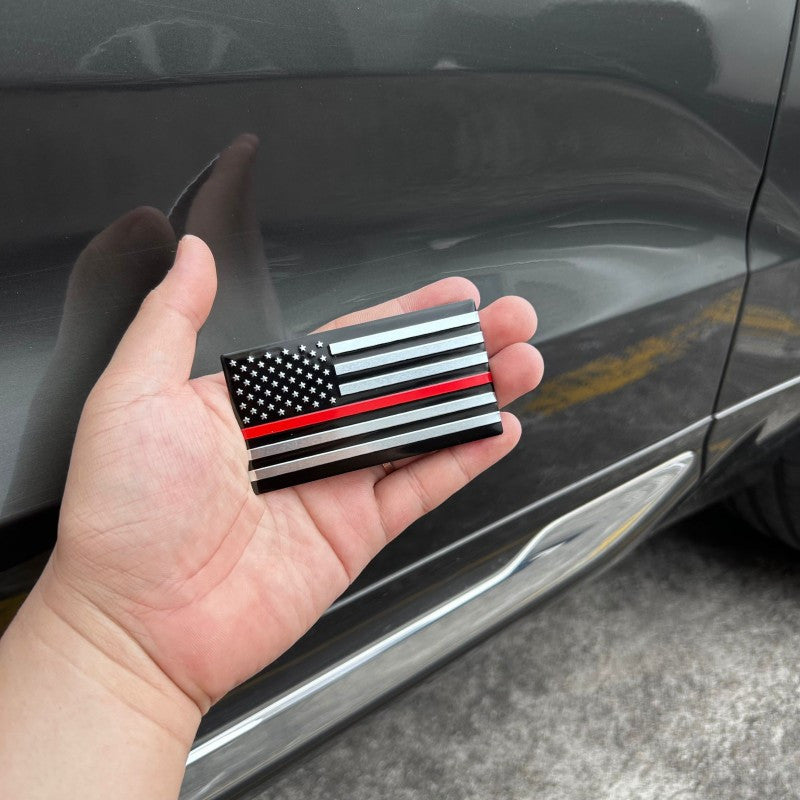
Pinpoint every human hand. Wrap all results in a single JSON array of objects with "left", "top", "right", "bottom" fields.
[{"left": 41, "top": 235, "right": 543, "bottom": 722}]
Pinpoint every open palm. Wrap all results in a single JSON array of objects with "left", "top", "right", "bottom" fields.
[{"left": 51, "top": 236, "right": 543, "bottom": 710}]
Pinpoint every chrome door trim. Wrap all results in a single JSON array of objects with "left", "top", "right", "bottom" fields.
[
  {"left": 715, "top": 373, "right": 800, "bottom": 419},
  {"left": 182, "top": 452, "right": 695, "bottom": 799},
  {"left": 330, "top": 416, "right": 710, "bottom": 613}
]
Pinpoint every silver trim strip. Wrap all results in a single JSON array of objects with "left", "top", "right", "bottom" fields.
[
  {"left": 249, "top": 411, "right": 502, "bottom": 481},
  {"left": 249, "top": 392, "right": 498, "bottom": 461},
  {"left": 715, "top": 373, "right": 800, "bottom": 419},
  {"left": 329, "top": 416, "right": 712, "bottom": 614},
  {"left": 339, "top": 351, "right": 489, "bottom": 396},
  {"left": 334, "top": 331, "right": 485, "bottom": 376},
  {"left": 183, "top": 453, "right": 695, "bottom": 799},
  {"left": 329, "top": 311, "right": 480, "bottom": 355}
]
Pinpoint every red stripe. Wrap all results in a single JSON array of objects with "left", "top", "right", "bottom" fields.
[{"left": 241, "top": 372, "right": 493, "bottom": 441}]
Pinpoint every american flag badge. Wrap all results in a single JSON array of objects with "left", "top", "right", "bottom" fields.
[{"left": 221, "top": 300, "right": 502, "bottom": 494}]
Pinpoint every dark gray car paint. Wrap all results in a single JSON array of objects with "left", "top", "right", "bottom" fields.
[
  {"left": 716, "top": 7, "right": 800, "bottom": 410},
  {"left": 0, "top": 0, "right": 798, "bottom": 790}
]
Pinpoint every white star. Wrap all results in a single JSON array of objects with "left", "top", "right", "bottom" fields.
[
  {"left": 247, "top": 393, "right": 253, "bottom": 400},
  {"left": 272, "top": 380, "right": 278, "bottom": 388},
  {"left": 310, "top": 349, "right": 316, "bottom": 356},
  {"left": 268, "top": 366, "right": 275, "bottom": 373},
  {"left": 258, "top": 361, "right": 264, "bottom": 368},
  {"left": 300, "top": 381, "right": 306, "bottom": 388},
  {"left": 310, "top": 387, "right": 316, "bottom": 394},
  {"left": 292, "top": 390, "right": 299, "bottom": 397},
  {"left": 257, "top": 398, "right": 264, "bottom": 405},
  {"left": 323, "top": 369, "right": 330, "bottom": 375},
  {"left": 261, "top": 413, "right": 267, "bottom": 420},
  {"left": 247, "top": 355, "right": 254, "bottom": 363},
  {"left": 232, "top": 374, "right": 240, "bottom": 381},
  {"left": 278, "top": 409, "right": 285, "bottom": 416},
  {"left": 330, "top": 398, "right": 336, "bottom": 404},
  {"left": 289, "top": 377, "right": 296, "bottom": 384},
  {"left": 282, "top": 348, "right": 290, "bottom": 355},
  {"left": 254, "top": 384, "right": 261, "bottom": 391},
  {"left": 313, "top": 401, "right": 319, "bottom": 408},
  {"left": 265, "top": 351, "right": 272, "bottom": 359},
  {"left": 236, "top": 388, "right": 244, "bottom": 395},
  {"left": 265, "top": 389, "right": 271, "bottom": 396},
  {"left": 244, "top": 379, "right": 250, "bottom": 386},
  {"left": 268, "top": 404, "right": 274, "bottom": 411},
  {"left": 312, "top": 363, "right": 320, "bottom": 371},
  {"left": 243, "top": 417, "right": 250, "bottom": 423},
  {"left": 240, "top": 364, "right": 247, "bottom": 371},
  {"left": 239, "top": 403, "right": 247, "bottom": 409},
  {"left": 320, "top": 355, "right": 327, "bottom": 362},
  {"left": 285, "top": 398, "right": 292, "bottom": 406},
  {"left": 303, "top": 358, "right": 310, "bottom": 365},
  {"left": 251, "top": 407, "right": 257, "bottom": 415},
  {"left": 299, "top": 344, "right": 307, "bottom": 352},
  {"left": 320, "top": 392, "right": 326, "bottom": 399},
  {"left": 295, "top": 405, "right": 302, "bottom": 411},
  {"left": 293, "top": 353, "right": 300, "bottom": 361},
  {"left": 275, "top": 357, "right": 282, "bottom": 365},
  {"left": 316, "top": 340, "right": 323, "bottom": 348},
  {"left": 279, "top": 371, "right": 285, "bottom": 379},
  {"left": 303, "top": 395, "right": 309, "bottom": 402},
  {"left": 251, "top": 370, "right": 258, "bottom": 377},
  {"left": 316, "top": 378, "right": 323, "bottom": 384},
  {"left": 326, "top": 383, "right": 333, "bottom": 389},
  {"left": 229, "top": 360, "right": 237, "bottom": 366}
]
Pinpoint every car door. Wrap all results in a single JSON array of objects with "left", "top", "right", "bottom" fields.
[{"left": 705, "top": 5, "right": 800, "bottom": 478}]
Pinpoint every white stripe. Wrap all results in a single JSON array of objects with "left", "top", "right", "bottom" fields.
[
  {"left": 248, "top": 391, "right": 498, "bottom": 460},
  {"left": 249, "top": 411, "right": 502, "bottom": 481},
  {"left": 334, "top": 331, "right": 484, "bottom": 377},
  {"left": 339, "top": 351, "right": 489, "bottom": 396},
  {"left": 329, "top": 311, "right": 479, "bottom": 355}
]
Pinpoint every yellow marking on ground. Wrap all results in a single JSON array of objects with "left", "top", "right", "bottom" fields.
[
  {"left": 588, "top": 508, "right": 645, "bottom": 561},
  {"left": 740, "top": 306, "right": 800, "bottom": 338},
  {"left": 526, "top": 291, "right": 740, "bottom": 416},
  {"left": 708, "top": 437, "right": 733, "bottom": 454}
]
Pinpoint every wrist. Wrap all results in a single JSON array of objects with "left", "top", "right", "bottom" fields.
[{"left": 11, "top": 558, "right": 202, "bottom": 749}]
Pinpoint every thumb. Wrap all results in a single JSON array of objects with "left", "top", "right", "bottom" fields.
[{"left": 104, "top": 235, "right": 217, "bottom": 392}]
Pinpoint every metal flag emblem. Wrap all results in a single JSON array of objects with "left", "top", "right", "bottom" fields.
[{"left": 221, "top": 300, "right": 502, "bottom": 494}]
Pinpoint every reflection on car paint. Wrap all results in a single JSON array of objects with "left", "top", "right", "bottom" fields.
[{"left": 526, "top": 291, "right": 741, "bottom": 416}]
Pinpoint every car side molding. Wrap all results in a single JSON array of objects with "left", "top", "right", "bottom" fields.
[{"left": 181, "top": 451, "right": 695, "bottom": 800}]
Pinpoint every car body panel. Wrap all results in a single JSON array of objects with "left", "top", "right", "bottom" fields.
[
  {"left": 702, "top": 4, "right": 800, "bottom": 488},
  {"left": 715, "top": 7, "right": 800, "bottom": 412}
]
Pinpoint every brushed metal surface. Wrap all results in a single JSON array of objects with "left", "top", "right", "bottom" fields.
[
  {"left": 329, "top": 311, "right": 480, "bottom": 356},
  {"left": 338, "top": 351, "right": 489, "bottom": 396},
  {"left": 334, "top": 331, "right": 484, "bottom": 376}
]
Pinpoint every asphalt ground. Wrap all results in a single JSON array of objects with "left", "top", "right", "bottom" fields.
[{"left": 247, "top": 508, "right": 800, "bottom": 800}]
